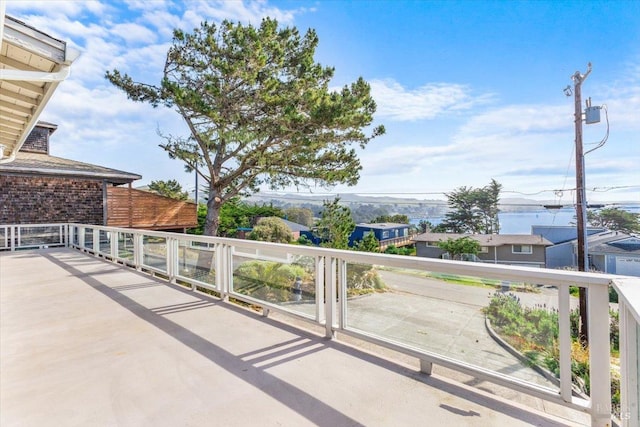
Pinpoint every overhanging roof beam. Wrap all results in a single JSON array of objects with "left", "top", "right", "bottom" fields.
[
  {"left": 0, "top": 79, "right": 45, "bottom": 95},
  {"left": 0, "top": 99, "right": 33, "bottom": 115},
  {"left": 0, "top": 87, "right": 38, "bottom": 104},
  {"left": 0, "top": 66, "right": 71, "bottom": 82},
  {"left": 0, "top": 55, "right": 45, "bottom": 72},
  {"left": 0, "top": 110, "right": 28, "bottom": 124},
  {"left": 0, "top": 128, "right": 21, "bottom": 137}
]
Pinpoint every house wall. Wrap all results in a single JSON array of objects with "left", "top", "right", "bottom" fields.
[
  {"left": 350, "top": 225, "right": 409, "bottom": 245},
  {"left": 415, "top": 242, "right": 445, "bottom": 258},
  {"left": 493, "top": 244, "right": 546, "bottom": 266},
  {"left": 545, "top": 242, "right": 574, "bottom": 269},
  {"left": 20, "top": 126, "right": 53, "bottom": 154},
  {"left": 0, "top": 175, "right": 104, "bottom": 224},
  {"left": 416, "top": 241, "right": 546, "bottom": 266}
]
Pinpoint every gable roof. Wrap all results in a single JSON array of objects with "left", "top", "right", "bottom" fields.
[
  {"left": 279, "top": 218, "right": 310, "bottom": 232},
  {"left": 586, "top": 231, "right": 640, "bottom": 255},
  {"left": 412, "top": 232, "right": 552, "bottom": 247},
  {"left": 0, "top": 151, "right": 141, "bottom": 184}
]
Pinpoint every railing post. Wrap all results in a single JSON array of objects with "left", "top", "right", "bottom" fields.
[
  {"left": 134, "top": 233, "right": 143, "bottom": 270},
  {"left": 219, "top": 243, "right": 230, "bottom": 301},
  {"left": 10, "top": 225, "right": 15, "bottom": 251},
  {"left": 315, "top": 256, "right": 325, "bottom": 323},
  {"left": 588, "top": 283, "right": 612, "bottom": 426},
  {"left": 167, "top": 237, "right": 178, "bottom": 284},
  {"left": 92, "top": 229, "right": 99, "bottom": 255},
  {"left": 110, "top": 231, "right": 117, "bottom": 261},
  {"left": 324, "top": 256, "right": 336, "bottom": 339},
  {"left": 78, "top": 226, "right": 85, "bottom": 250},
  {"left": 559, "top": 284, "right": 573, "bottom": 402},
  {"left": 620, "top": 298, "right": 639, "bottom": 427},
  {"left": 338, "top": 259, "right": 347, "bottom": 331}
]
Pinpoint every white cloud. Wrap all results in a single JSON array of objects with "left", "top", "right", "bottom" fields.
[
  {"left": 370, "top": 79, "right": 494, "bottom": 121},
  {"left": 188, "top": 0, "right": 304, "bottom": 25},
  {"left": 5, "top": 0, "right": 108, "bottom": 17},
  {"left": 111, "top": 22, "right": 158, "bottom": 45}
]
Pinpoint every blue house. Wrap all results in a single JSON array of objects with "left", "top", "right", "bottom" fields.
[
  {"left": 349, "top": 223, "right": 412, "bottom": 249},
  {"left": 300, "top": 222, "right": 412, "bottom": 249}
]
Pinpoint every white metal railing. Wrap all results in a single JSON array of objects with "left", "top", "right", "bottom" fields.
[
  {"left": 0, "top": 223, "right": 67, "bottom": 251},
  {"left": 615, "top": 277, "right": 640, "bottom": 426},
  {"left": 3, "top": 222, "right": 639, "bottom": 426}
]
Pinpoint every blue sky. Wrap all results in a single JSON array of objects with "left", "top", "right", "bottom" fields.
[{"left": 5, "top": 0, "right": 640, "bottom": 203}]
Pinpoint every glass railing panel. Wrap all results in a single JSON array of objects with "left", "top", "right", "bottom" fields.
[
  {"left": 71, "top": 226, "right": 79, "bottom": 246},
  {"left": 0, "top": 226, "right": 8, "bottom": 250},
  {"left": 99, "top": 230, "right": 111, "bottom": 256},
  {"left": 344, "top": 263, "right": 563, "bottom": 393},
  {"left": 19, "top": 225, "right": 63, "bottom": 248},
  {"left": 142, "top": 235, "right": 167, "bottom": 272},
  {"left": 117, "top": 232, "right": 135, "bottom": 261},
  {"left": 232, "top": 251, "right": 317, "bottom": 318},
  {"left": 83, "top": 227, "right": 93, "bottom": 250},
  {"left": 177, "top": 240, "right": 216, "bottom": 286}
]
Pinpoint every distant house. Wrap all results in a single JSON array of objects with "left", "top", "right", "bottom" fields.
[
  {"left": 538, "top": 227, "right": 640, "bottom": 276},
  {"left": 588, "top": 232, "right": 640, "bottom": 276},
  {"left": 413, "top": 232, "right": 552, "bottom": 267},
  {"left": 532, "top": 225, "right": 606, "bottom": 269},
  {"left": 0, "top": 122, "right": 197, "bottom": 231},
  {"left": 350, "top": 223, "right": 412, "bottom": 250}
]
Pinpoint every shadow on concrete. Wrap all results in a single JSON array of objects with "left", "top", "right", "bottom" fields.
[{"left": 42, "top": 249, "right": 574, "bottom": 427}]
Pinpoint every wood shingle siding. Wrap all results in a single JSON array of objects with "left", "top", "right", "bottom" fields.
[
  {"left": 106, "top": 186, "right": 197, "bottom": 230},
  {"left": 0, "top": 175, "right": 103, "bottom": 224}
]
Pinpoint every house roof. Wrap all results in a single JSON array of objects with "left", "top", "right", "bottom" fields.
[
  {"left": 412, "top": 232, "right": 552, "bottom": 247},
  {"left": 0, "top": 151, "right": 141, "bottom": 184},
  {"left": 356, "top": 223, "right": 409, "bottom": 230},
  {"left": 280, "top": 218, "right": 310, "bottom": 232},
  {"left": 585, "top": 231, "right": 640, "bottom": 255},
  {"left": 0, "top": 14, "right": 79, "bottom": 163}
]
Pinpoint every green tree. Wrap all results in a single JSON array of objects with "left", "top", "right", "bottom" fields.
[
  {"left": 187, "top": 203, "right": 207, "bottom": 235},
  {"left": 417, "top": 219, "right": 433, "bottom": 233},
  {"left": 148, "top": 179, "right": 189, "bottom": 200},
  {"left": 249, "top": 217, "right": 293, "bottom": 243},
  {"left": 437, "top": 236, "right": 481, "bottom": 260},
  {"left": 476, "top": 179, "right": 502, "bottom": 234},
  {"left": 354, "top": 232, "right": 379, "bottom": 253},
  {"left": 371, "top": 214, "right": 410, "bottom": 224},
  {"left": 285, "top": 207, "right": 314, "bottom": 227},
  {"left": 587, "top": 207, "right": 640, "bottom": 234},
  {"left": 218, "top": 198, "right": 283, "bottom": 237},
  {"left": 439, "top": 179, "right": 502, "bottom": 234},
  {"left": 314, "top": 197, "right": 356, "bottom": 249},
  {"left": 106, "top": 18, "right": 384, "bottom": 236}
]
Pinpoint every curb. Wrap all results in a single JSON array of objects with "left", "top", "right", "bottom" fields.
[{"left": 484, "top": 316, "right": 583, "bottom": 395}]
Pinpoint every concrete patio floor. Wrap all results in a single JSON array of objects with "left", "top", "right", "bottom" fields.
[{"left": 1, "top": 248, "right": 589, "bottom": 426}]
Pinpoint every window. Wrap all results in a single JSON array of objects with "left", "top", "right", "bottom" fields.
[
  {"left": 479, "top": 246, "right": 489, "bottom": 253},
  {"left": 382, "top": 231, "right": 390, "bottom": 239},
  {"left": 512, "top": 244, "right": 533, "bottom": 254}
]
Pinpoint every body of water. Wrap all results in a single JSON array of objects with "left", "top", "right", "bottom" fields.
[{"left": 416, "top": 206, "right": 639, "bottom": 235}]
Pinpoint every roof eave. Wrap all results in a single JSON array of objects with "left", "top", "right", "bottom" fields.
[{"left": 0, "top": 13, "right": 79, "bottom": 163}]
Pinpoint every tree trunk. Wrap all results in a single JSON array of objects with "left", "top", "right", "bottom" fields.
[{"left": 204, "top": 188, "right": 222, "bottom": 236}]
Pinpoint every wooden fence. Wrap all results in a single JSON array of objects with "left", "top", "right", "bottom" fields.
[{"left": 106, "top": 186, "right": 198, "bottom": 230}]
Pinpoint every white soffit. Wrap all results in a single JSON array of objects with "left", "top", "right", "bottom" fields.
[{"left": 0, "top": 7, "right": 79, "bottom": 163}]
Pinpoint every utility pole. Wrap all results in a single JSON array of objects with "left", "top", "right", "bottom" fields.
[{"left": 572, "top": 62, "right": 592, "bottom": 344}]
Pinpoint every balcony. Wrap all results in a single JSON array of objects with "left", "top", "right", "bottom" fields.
[{"left": 2, "top": 223, "right": 639, "bottom": 426}]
